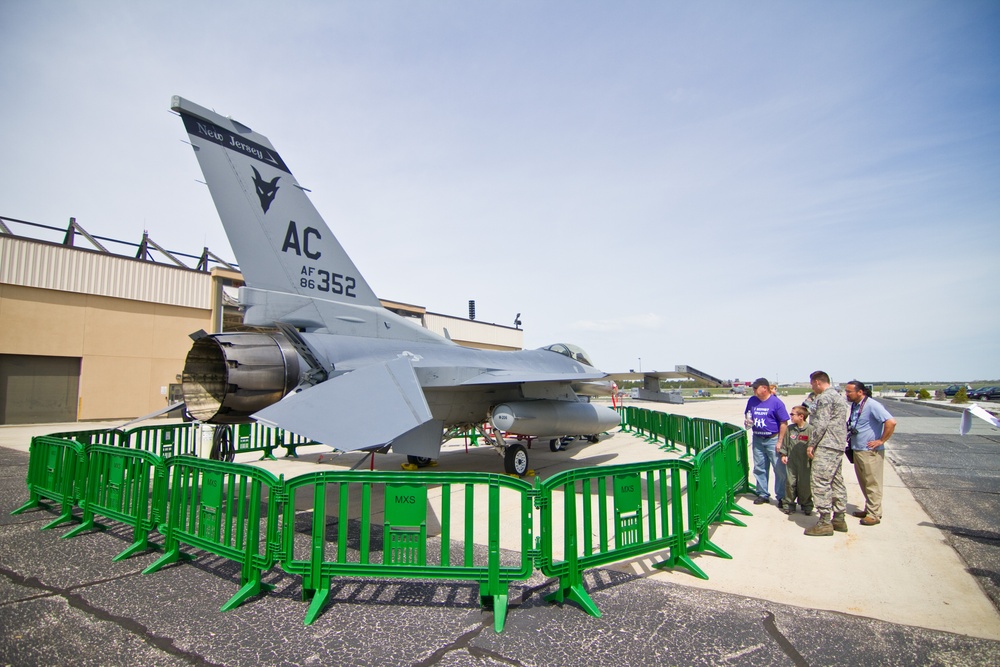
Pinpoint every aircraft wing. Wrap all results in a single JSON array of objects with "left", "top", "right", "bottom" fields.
[
  {"left": 459, "top": 370, "right": 607, "bottom": 386},
  {"left": 252, "top": 357, "right": 442, "bottom": 457}
]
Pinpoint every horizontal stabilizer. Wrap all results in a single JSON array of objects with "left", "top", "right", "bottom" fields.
[
  {"left": 252, "top": 357, "right": 433, "bottom": 451},
  {"left": 388, "top": 419, "right": 446, "bottom": 459}
]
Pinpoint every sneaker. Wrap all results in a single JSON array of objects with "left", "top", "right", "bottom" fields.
[
  {"left": 804, "top": 521, "right": 834, "bottom": 537},
  {"left": 832, "top": 513, "right": 848, "bottom": 533},
  {"left": 860, "top": 516, "right": 881, "bottom": 526},
  {"left": 780, "top": 505, "right": 794, "bottom": 515},
  {"left": 852, "top": 511, "right": 867, "bottom": 519},
  {"left": 801, "top": 506, "right": 813, "bottom": 516},
  {"left": 753, "top": 496, "right": 768, "bottom": 505}
]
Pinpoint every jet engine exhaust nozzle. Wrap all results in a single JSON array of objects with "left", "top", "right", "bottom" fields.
[{"left": 181, "top": 332, "right": 300, "bottom": 423}]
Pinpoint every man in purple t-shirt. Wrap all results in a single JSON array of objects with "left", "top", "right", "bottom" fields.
[{"left": 745, "top": 377, "right": 790, "bottom": 507}]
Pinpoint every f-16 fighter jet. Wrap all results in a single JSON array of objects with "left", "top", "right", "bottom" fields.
[{"left": 171, "top": 96, "right": 620, "bottom": 475}]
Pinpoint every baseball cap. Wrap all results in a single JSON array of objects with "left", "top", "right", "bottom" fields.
[{"left": 751, "top": 377, "right": 769, "bottom": 390}]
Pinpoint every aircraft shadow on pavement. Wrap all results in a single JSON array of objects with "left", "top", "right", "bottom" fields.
[{"left": 918, "top": 520, "right": 1000, "bottom": 545}]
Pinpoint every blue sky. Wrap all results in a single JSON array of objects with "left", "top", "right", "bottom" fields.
[{"left": 2, "top": 1, "right": 998, "bottom": 383}]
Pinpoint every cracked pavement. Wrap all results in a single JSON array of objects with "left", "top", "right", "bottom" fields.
[{"left": 3, "top": 400, "right": 1000, "bottom": 666}]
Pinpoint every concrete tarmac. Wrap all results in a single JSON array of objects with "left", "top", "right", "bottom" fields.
[{"left": 2, "top": 397, "right": 1000, "bottom": 666}]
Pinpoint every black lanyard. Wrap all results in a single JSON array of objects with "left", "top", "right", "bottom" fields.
[{"left": 848, "top": 397, "right": 867, "bottom": 432}]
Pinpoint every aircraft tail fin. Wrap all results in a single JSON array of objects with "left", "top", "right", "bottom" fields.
[{"left": 171, "top": 96, "right": 381, "bottom": 312}]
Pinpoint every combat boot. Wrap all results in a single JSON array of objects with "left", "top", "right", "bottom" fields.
[
  {"left": 804, "top": 519, "right": 834, "bottom": 537},
  {"left": 832, "top": 512, "right": 848, "bottom": 533}
]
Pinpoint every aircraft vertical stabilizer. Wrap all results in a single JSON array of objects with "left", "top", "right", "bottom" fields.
[{"left": 171, "top": 96, "right": 389, "bottom": 332}]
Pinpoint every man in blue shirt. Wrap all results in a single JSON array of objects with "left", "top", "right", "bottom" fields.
[
  {"left": 745, "top": 377, "right": 790, "bottom": 507},
  {"left": 845, "top": 380, "right": 896, "bottom": 525}
]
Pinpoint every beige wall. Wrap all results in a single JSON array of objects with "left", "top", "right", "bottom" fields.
[
  {"left": 423, "top": 312, "right": 523, "bottom": 351},
  {"left": 0, "top": 284, "right": 210, "bottom": 420}
]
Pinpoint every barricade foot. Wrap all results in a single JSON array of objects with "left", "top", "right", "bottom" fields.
[
  {"left": 544, "top": 583, "right": 602, "bottom": 619},
  {"left": 490, "top": 594, "right": 509, "bottom": 633},
  {"left": 112, "top": 537, "right": 160, "bottom": 562},
  {"left": 730, "top": 503, "right": 754, "bottom": 517},
  {"left": 41, "top": 511, "right": 78, "bottom": 531},
  {"left": 10, "top": 497, "right": 41, "bottom": 515},
  {"left": 655, "top": 553, "right": 708, "bottom": 581},
  {"left": 693, "top": 535, "right": 732, "bottom": 560},
  {"left": 221, "top": 576, "right": 274, "bottom": 612},
  {"left": 303, "top": 586, "right": 330, "bottom": 625},
  {"left": 142, "top": 546, "right": 193, "bottom": 575},
  {"left": 720, "top": 511, "right": 747, "bottom": 528},
  {"left": 62, "top": 517, "right": 106, "bottom": 539}
]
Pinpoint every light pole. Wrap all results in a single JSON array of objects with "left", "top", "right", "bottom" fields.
[{"left": 638, "top": 357, "right": 642, "bottom": 373}]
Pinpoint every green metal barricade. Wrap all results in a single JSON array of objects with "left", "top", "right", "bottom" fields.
[
  {"left": 721, "top": 428, "right": 754, "bottom": 501},
  {"left": 125, "top": 423, "right": 199, "bottom": 458},
  {"left": 11, "top": 436, "right": 86, "bottom": 529},
  {"left": 124, "top": 423, "right": 199, "bottom": 458},
  {"left": 667, "top": 414, "right": 694, "bottom": 456},
  {"left": 13, "top": 408, "right": 754, "bottom": 631},
  {"left": 62, "top": 444, "right": 167, "bottom": 561},
  {"left": 280, "top": 470, "right": 535, "bottom": 632},
  {"left": 689, "top": 417, "right": 723, "bottom": 455},
  {"left": 651, "top": 411, "right": 680, "bottom": 453},
  {"left": 536, "top": 458, "right": 702, "bottom": 618},
  {"left": 622, "top": 406, "right": 637, "bottom": 434},
  {"left": 49, "top": 428, "right": 125, "bottom": 447},
  {"left": 225, "top": 422, "right": 320, "bottom": 459},
  {"left": 687, "top": 430, "right": 753, "bottom": 557},
  {"left": 143, "top": 457, "right": 284, "bottom": 612}
]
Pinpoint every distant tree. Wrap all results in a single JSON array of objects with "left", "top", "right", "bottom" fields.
[
  {"left": 905, "top": 389, "right": 916, "bottom": 398},
  {"left": 952, "top": 387, "right": 969, "bottom": 404},
  {"left": 918, "top": 388, "right": 931, "bottom": 400}
]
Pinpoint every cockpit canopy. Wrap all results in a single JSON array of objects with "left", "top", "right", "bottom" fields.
[{"left": 539, "top": 343, "right": 595, "bottom": 367}]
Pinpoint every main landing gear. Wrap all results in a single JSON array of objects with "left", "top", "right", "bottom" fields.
[
  {"left": 503, "top": 443, "right": 529, "bottom": 476},
  {"left": 406, "top": 455, "right": 434, "bottom": 468},
  {"left": 475, "top": 424, "right": 531, "bottom": 477}
]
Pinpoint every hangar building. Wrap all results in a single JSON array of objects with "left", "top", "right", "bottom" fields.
[{"left": 0, "top": 217, "right": 522, "bottom": 425}]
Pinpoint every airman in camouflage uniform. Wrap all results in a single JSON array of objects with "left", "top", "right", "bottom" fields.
[{"left": 804, "top": 371, "right": 849, "bottom": 536}]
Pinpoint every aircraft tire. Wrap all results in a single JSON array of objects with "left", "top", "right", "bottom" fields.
[
  {"left": 407, "top": 455, "right": 433, "bottom": 468},
  {"left": 549, "top": 438, "right": 562, "bottom": 452},
  {"left": 504, "top": 444, "right": 529, "bottom": 476}
]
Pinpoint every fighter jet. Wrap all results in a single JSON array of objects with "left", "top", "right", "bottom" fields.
[{"left": 171, "top": 96, "right": 620, "bottom": 475}]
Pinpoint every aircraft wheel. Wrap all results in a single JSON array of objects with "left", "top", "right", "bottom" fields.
[
  {"left": 504, "top": 444, "right": 529, "bottom": 476},
  {"left": 549, "top": 439, "right": 562, "bottom": 452},
  {"left": 407, "top": 455, "right": 433, "bottom": 468},
  {"left": 210, "top": 425, "right": 235, "bottom": 462}
]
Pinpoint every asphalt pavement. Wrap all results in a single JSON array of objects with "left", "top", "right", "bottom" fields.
[
  {"left": 2, "top": 398, "right": 1000, "bottom": 666},
  {"left": 881, "top": 398, "right": 1000, "bottom": 613}
]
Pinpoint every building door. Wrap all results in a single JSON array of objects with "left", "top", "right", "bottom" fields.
[{"left": 0, "top": 354, "right": 81, "bottom": 424}]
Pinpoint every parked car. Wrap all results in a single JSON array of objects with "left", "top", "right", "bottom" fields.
[
  {"left": 975, "top": 387, "right": 1000, "bottom": 401},
  {"left": 944, "top": 384, "right": 972, "bottom": 397},
  {"left": 969, "top": 386, "right": 996, "bottom": 400}
]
